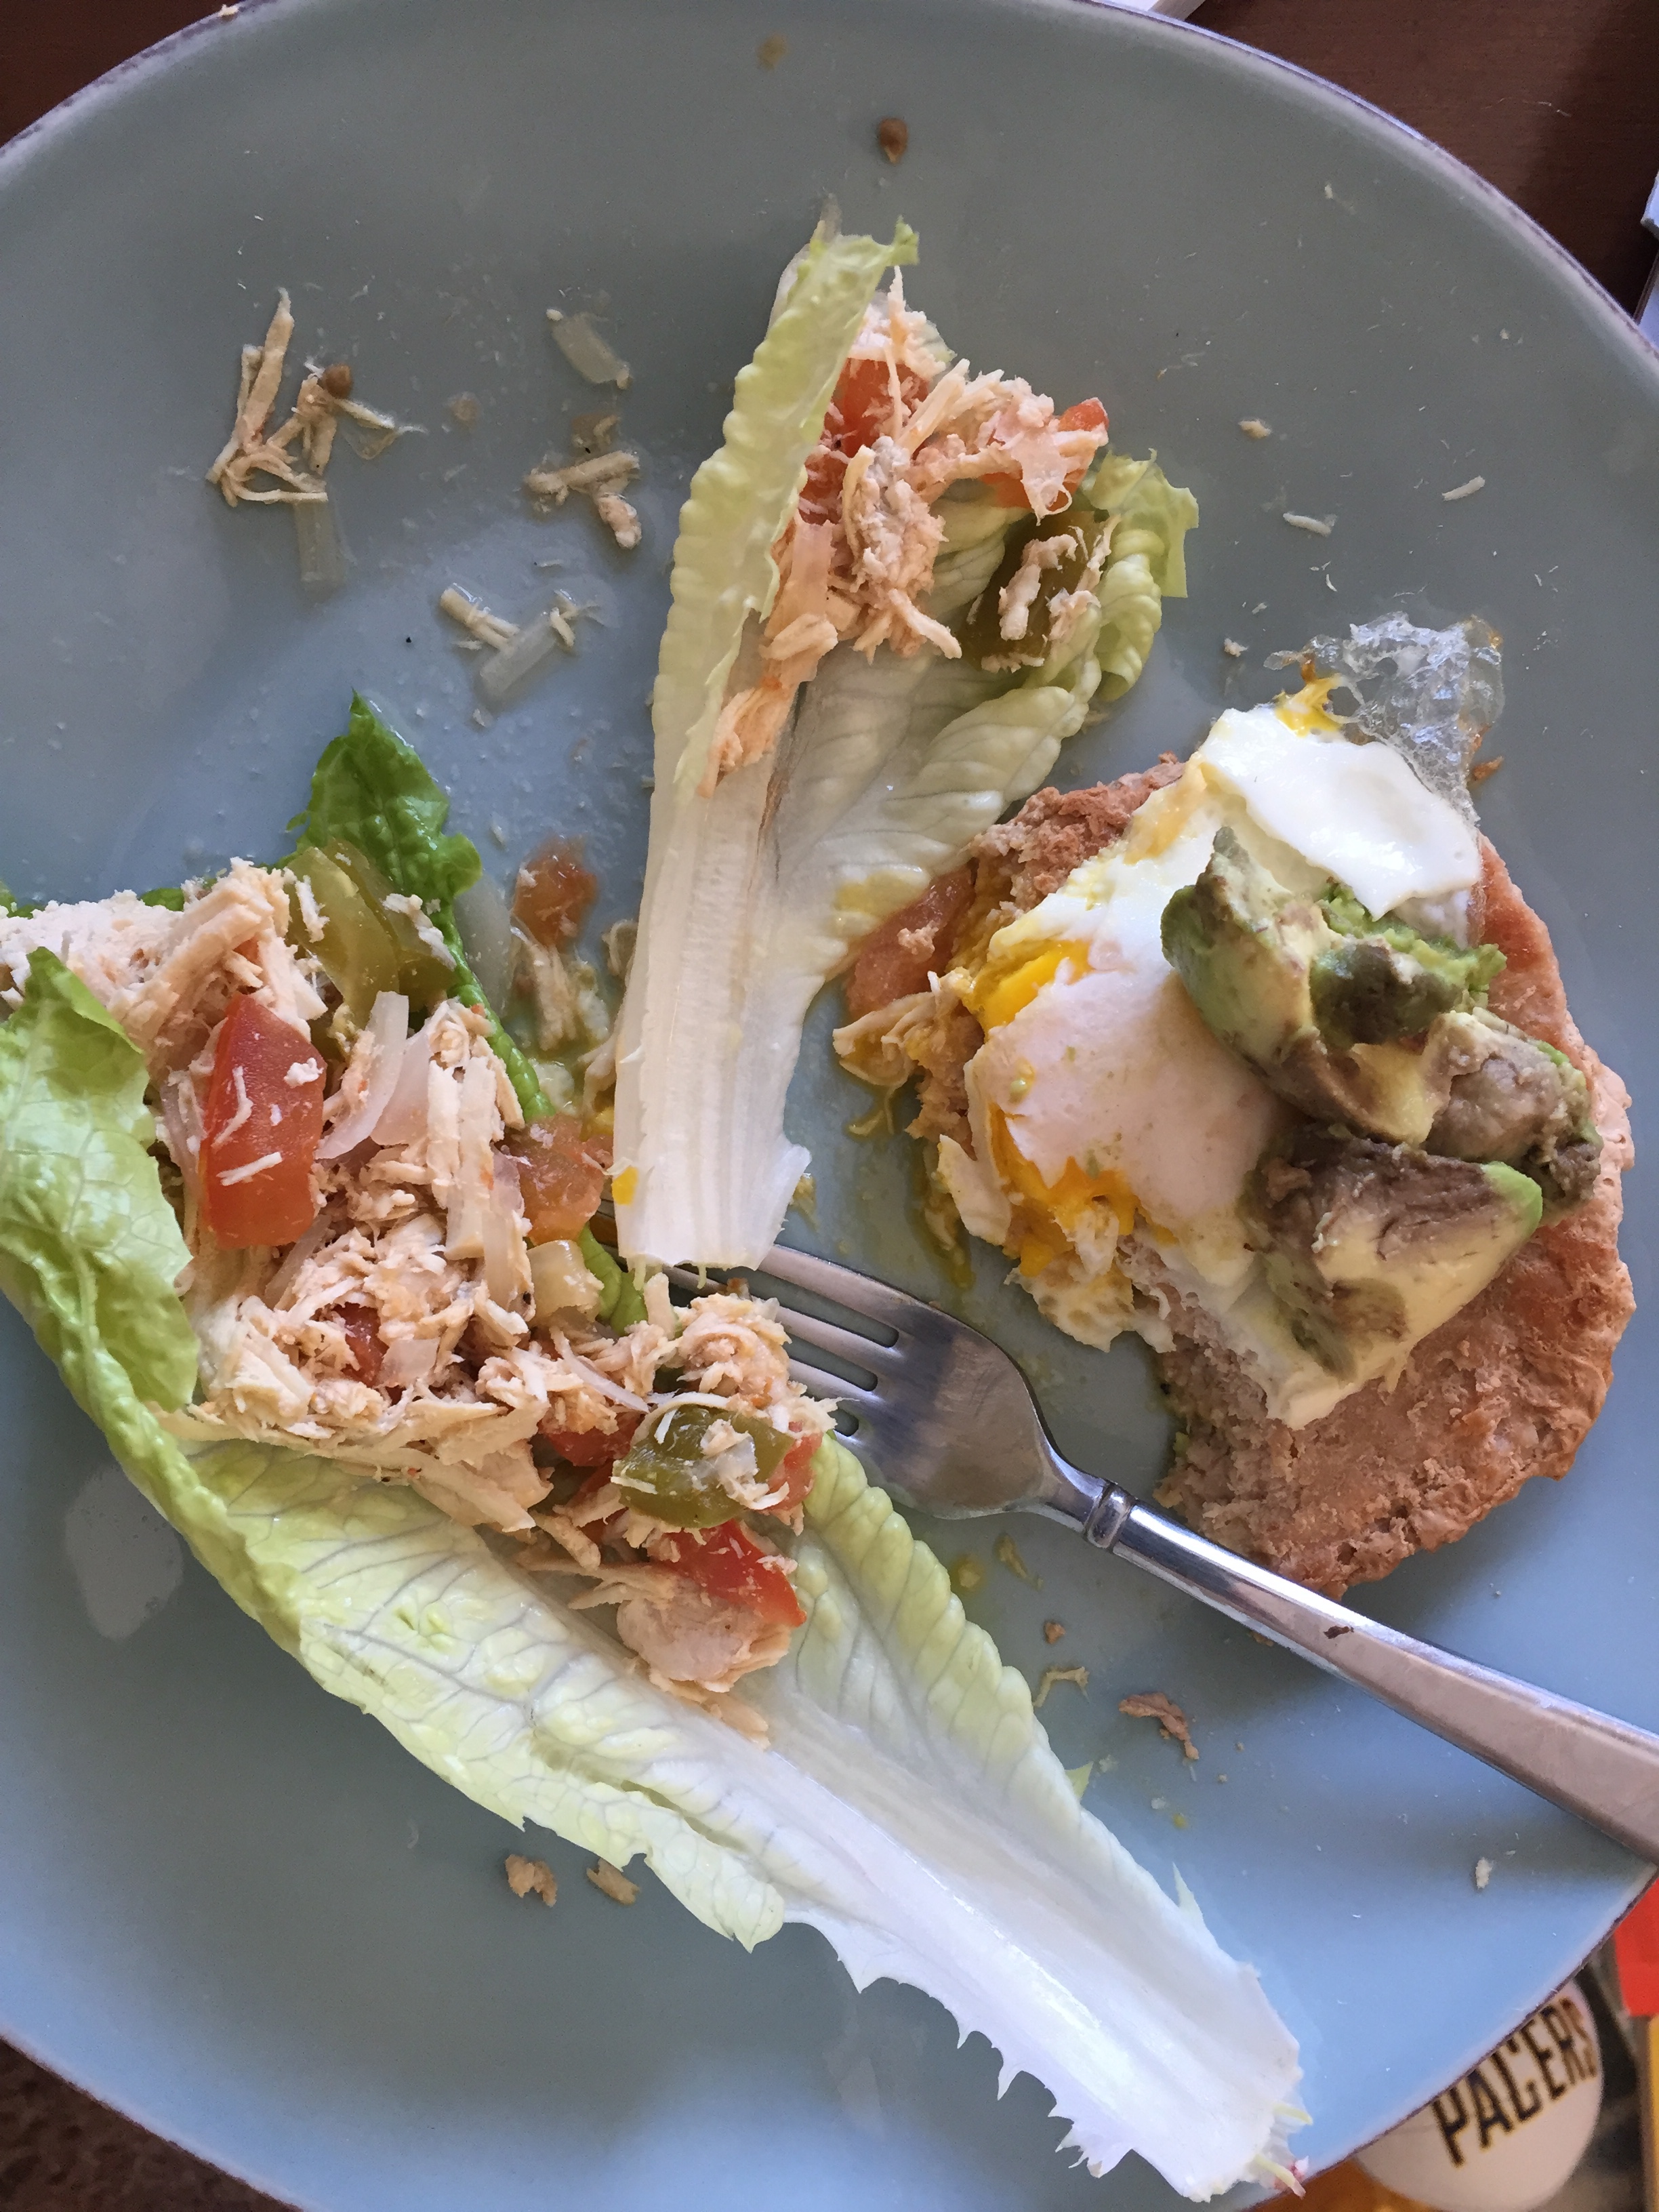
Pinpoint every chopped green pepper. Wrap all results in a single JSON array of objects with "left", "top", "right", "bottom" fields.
[
  {"left": 613, "top": 1402, "right": 792, "bottom": 1528},
  {"left": 290, "top": 837, "right": 453, "bottom": 1024},
  {"left": 958, "top": 506, "right": 1111, "bottom": 672},
  {"left": 576, "top": 1227, "right": 647, "bottom": 1330}
]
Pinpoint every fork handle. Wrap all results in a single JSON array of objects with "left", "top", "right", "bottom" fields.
[{"left": 1065, "top": 1481, "right": 1659, "bottom": 1865}]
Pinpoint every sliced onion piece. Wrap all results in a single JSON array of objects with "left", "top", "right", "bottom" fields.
[
  {"left": 371, "top": 1016, "right": 436, "bottom": 1147},
  {"left": 529, "top": 1236, "right": 602, "bottom": 1324},
  {"left": 380, "top": 1335, "right": 439, "bottom": 1391},
  {"left": 158, "top": 1071, "right": 203, "bottom": 1201},
  {"left": 266, "top": 1203, "right": 341, "bottom": 1307},
  {"left": 454, "top": 876, "right": 514, "bottom": 1013},
  {"left": 317, "top": 991, "right": 409, "bottom": 1158},
  {"left": 479, "top": 1152, "right": 531, "bottom": 1309},
  {"left": 477, "top": 608, "right": 573, "bottom": 708},
  {"left": 548, "top": 309, "right": 631, "bottom": 388},
  {"left": 293, "top": 498, "right": 346, "bottom": 594}
]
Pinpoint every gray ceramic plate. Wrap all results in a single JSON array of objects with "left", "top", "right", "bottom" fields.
[{"left": 1, "top": 3, "right": 1656, "bottom": 2207}]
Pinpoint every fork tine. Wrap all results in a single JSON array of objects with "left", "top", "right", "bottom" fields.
[
  {"left": 769, "top": 1306, "right": 901, "bottom": 1375},
  {"left": 787, "top": 1357, "right": 875, "bottom": 1408},
  {"left": 756, "top": 1244, "right": 923, "bottom": 1333}
]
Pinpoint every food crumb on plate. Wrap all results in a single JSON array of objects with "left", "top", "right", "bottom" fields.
[
  {"left": 1473, "top": 1856, "right": 1494, "bottom": 1891},
  {"left": 546, "top": 309, "right": 632, "bottom": 389},
  {"left": 588, "top": 1858, "right": 640, "bottom": 1906},
  {"left": 1283, "top": 511, "right": 1334, "bottom": 537},
  {"left": 446, "top": 392, "right": 480, "bottom": 427},
  {"left": 594, "top": 491, "right": 642, "bottom": 549},
  {"left": 1470, "top": 754, "right": 1504, "bottom": 785},
  {"left": 505, "top": 1853, "right": 558, "bottom": 1906},
  {"left": 877, "top": 116, "right": 909, "bottom": 163},
  {"left": 950, "top": 1554, "right": 985, "bottom": 1595},
  {"left": 1043, "top": 1618, "right": 1066, "bottom": 1643},
  {"left": 439, "top": 585, "right": 517, "bottom": 650},
  {"left": 757, "top": 33, "right": 787, "bottom": 66},
  {"left": 994, "top": 1532, "right": 1040, "bottom": 1586},
  {"left": 524, "top": 449, "right": 640, "bottom": 506},
  {"left": 1034, "top": 1664, "right": 1088, "bottom": 1708},
  {"left": 1442, "top": 476, "right": 1486, "bottom": 501},
  {"left": 1120, "top": 1691, "right": 1199, "bottom": 1761},
  {"left": 1239, "top": 417, "right": 1271, "bottom": 439},
  {"left": 1223, "top": 638, "right": 1246, "bottom": 657}
]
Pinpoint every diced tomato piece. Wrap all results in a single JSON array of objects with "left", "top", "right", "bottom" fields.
[
  {"left": 798, "top": 443, "right": 848, "bottom": 527},
  {"left": 775, "top": 1435, "right": 821, "bottom": 1513},
  {"left": 845, "top": 867, "right": 975, "bottom": 1019},
  {"left": 201, "top": 994, "right": 325, "bottom": 1250},
  {"left": 541, "top": 1416, "right": 640, "bottom": 1467},
  {"left": 831, "top": 356, "right": 928, "bottom": 453},
  {"left": 982, "top": 394, "right": 1111, "bottom": 510},
  {"left": 508, "top": 1114, "right": 608, "bottom": 1244},
  {"left": 1057, "top": 397, "right": 1109, "bottom": 440},
  {"left": 512, "top": 840, "right": 597, "bottom": 948},
  {"left": 663, "top": 1522, "right": 805, "bottom": 1629},
  {"left": 333, "top": 1304, "right": 384, "bottom": 1386}
]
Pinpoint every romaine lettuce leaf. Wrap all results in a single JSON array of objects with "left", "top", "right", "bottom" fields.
[
  {"left": 1084, "top": 456, "right": 1200, "bottom": 699},
  {"left": 0, "top": 941, "right": 1298, "bottom": 2195},
  {"left": 291, "top": 695, "right": 552, "bottom": 1119},
  {"left": 651, "top": 222, "right": 919, "bottom": 804},
  {"left": 613, "top": 235, "right": 1197, "bottom": 1269},
  {"left": 0, "top": 954, "right": 197, "bottom": 1416}
]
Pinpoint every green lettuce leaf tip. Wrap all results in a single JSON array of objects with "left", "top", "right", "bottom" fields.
[{"left": 292, "top": 695, "right": 551, "bottom": 1120}]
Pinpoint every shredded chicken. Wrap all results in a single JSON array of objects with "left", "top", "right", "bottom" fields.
[
  {"left": 593, "top": 493, "right": 641, "bottom": 549},
  {"left": 701, "top": 277, "right": 1109, "bottom": 791},
  {"left": 505, "top": 1853, "right": 558, "bottom": 1906},
  {"left": 0, "top": 861, "right": 325, "bottom": 1077},
  {"left": 205, "top": 290, "right": 406, "bottom": 511},
  {"left": 586, "top": 1859, "right": 639, "bottom": 1905},
  {"left": 1119, "top": 1690, "right": 1200, "bottom": 1761},
  {"left": 17, "top": 859, "right": 831, "bottom": 1714},
  {"left": 525, "top": 450, "right": 642, "bottom": 550},
  {"left": 1034, "top": 1664, "right": 1088, "bottom": 1708}
]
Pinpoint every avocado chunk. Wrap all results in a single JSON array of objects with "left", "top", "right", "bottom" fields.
[
  {"left": 1160, "top": 829, "right": 1463, "bottom": 1143},
  {"left": 1242, "top": 1126, "right": 1542, "bottom": 1388},
  {"left": 1162, "top": 832, "right": 1600, "bottom": 1206},
  {"left": 1427, "top": 1014, "right": 1601, "bottom": 1210}
]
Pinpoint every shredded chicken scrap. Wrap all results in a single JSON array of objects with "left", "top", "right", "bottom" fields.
[
  {"left": 703, "top": 276, "right": 1109, "bottom": 791},
  {"left": 206, "top": 289, "right": 406, "bottom": 510},
  {"left": 524, "top": 450, "right": 642, "bottom": 550},
  {"left": 7, "top": 865, "right": 830, "bottom": 1713}
]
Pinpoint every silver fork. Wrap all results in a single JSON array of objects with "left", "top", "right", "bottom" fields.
[{"left": 737, "top": 1241, "right": 1659, "bottom": 1865}]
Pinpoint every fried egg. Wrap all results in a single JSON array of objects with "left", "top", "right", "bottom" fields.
[{"left": 937, "top": 691, "right": 1485, "bottom": 1421}]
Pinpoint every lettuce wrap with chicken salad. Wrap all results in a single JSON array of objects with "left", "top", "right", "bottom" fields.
[
  {"left": 612, "top": 220, "right": 1197, "bottom": 1271},
  {"left": 0, "top": 701, "right": 1298, "bottom": 2192}
]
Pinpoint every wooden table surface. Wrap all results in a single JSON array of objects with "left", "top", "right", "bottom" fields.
[{"left": 1, "top": 1, "right": 1656, "bottom": 2207}]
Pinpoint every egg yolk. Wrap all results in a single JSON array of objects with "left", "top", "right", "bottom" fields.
[
  {"left": 966, "top": 941, "right": 1088, "bottom": 1031},
  {"left": 987, "top": 1105, "right": 1141, "bottom": 1277}
]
